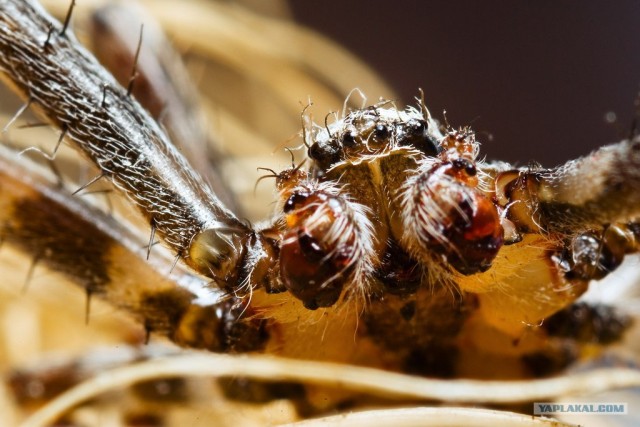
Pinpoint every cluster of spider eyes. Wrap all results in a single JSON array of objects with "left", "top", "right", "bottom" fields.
[{"left": 308, "top": 116, "right": 442, "bottom": 168}]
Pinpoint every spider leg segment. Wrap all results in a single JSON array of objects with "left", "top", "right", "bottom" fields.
[
  {"left": 491, "top": 138, "right": 640, "bottom": 297},
  {"left": 460, "top": 140, "right": 640, "bottom": 335},
  {"left": 496, "top": 138, "right": 640, "bottom": 232},
  {"left": 0, "top": 145, "right": 266, "bottom": 352},
  {"left": 88, "top": 3, "right": 239, "bottom": 213},
  {"left": 0, "top": 0, "right": 265, "bottom": 288}
]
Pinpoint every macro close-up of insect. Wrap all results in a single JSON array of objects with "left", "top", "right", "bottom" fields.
[{"left": 2, "top": 0, "right": 640, "bottom": 426}]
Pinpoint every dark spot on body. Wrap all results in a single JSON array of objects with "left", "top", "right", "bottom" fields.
[
  {"left": 363, "top": 288, "right": 471, "bottom": 378},
  {"left": 7, "top": 363, "right": 82, "bottom": 405},
  {"left": 124, "top": 414, "right": 164, "bottom": 427},
  {"left": 9, "top": 195, "right": 111, "bottom": 295},
  {"left": 133, "top": 377, "right": 188, "bottom": 402},
  {"left": 404, "top": 346, "right": 458, "bottom": 377},
  {"left": 542, "top": 303, "right": 631, "bottom": 344},
  {"left": 140, "top": 289, "right": 192, "bottom": 334},
  {"left": 522, "top": 347, "right": 577, "bottom": 377},
  {"left": 400, "top": 301, "right": 416, "bottom": 321},
  {"left": 218, "top": 377, "right": 305, "bottom": 403},
  {"left": 219, "top": 299, "right": 269, "bottom": 352},
  {"left": 374, "top": 240, "right": 421, "bottom": 296}
]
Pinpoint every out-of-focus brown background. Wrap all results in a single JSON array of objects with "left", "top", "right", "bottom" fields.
[{"left": 291, "top": 1, "right": 640, "bottom": 166}]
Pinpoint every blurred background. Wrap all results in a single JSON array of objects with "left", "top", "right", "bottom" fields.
[{"left": 292, "top": 1, "right": 640, "bottom": 165}]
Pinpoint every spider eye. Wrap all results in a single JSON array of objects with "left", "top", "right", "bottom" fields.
[
  {"left": 410, "top": 119, "right": 427, "bottom": 133},
  {"left": 397, "top": 119, "right": 439, "bottom": 156},
  {"left": 340, "top": 130, "right": 357, "bottom": 147},
  {"left": 308, "top": 142, "right": 324, "bottom": 160},
  {"left": 308, "top": 140, "right": 341, "bottom": 169},
  {"left": 373, "top": 123, "right": 390, "bottom": 141}
]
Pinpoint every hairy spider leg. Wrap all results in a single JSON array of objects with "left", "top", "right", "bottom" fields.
[
  {"left": 0, "top": 0, "right": 263, "bottom": 291},
  {"left": 498, "top": 138, "right": 640, "bottom": 232},
  {"left": 456, "top": 140, "right": 640, "bottom": 336},
  {"left": 0, "top": 145, "right": 266, "bottom": 353},
  {"left": 88, "top": 3, "right": 239, "bottom": 212}
]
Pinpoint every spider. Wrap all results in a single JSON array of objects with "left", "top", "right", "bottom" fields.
[{"left": 1, "top": 0, "right": 640, "bottom": 426}]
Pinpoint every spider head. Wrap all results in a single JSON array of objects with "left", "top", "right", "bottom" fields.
[{"left": 307, "top": 107, "right": 444, "bottom": 173}]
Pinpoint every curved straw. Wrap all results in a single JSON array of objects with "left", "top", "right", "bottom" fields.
[
  {"left": 282, "top": 407, "right": 574, "bottom": 427},
  {"left": 22, "top": 352, "right": 640, "bottom": 427}
]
